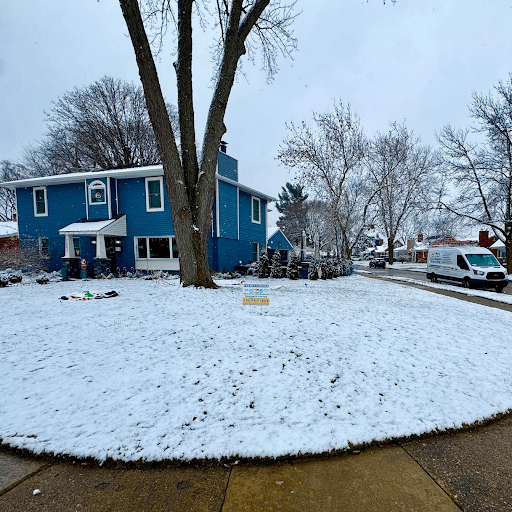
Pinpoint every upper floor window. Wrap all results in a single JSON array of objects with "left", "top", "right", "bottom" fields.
[
  {"left": 33, "top": 187, "right": 48, "bottom": 217},
  {"left": 145, "top": 177, "right": 164, "bottom": 212},
  {"left": 88, "top": 180, "right": 106, "bottom": 205},
  {"left": 251, "top": 196, "right": 261, "bottom": 224}
]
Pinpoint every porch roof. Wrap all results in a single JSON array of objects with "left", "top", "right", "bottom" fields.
[{"left": 59, "top": 215, "right": 127, "bottom": 237}]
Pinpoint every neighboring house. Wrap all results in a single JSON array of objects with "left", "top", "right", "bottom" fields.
[
  {"left": 267, "top": 228, "right": 294, "bottom": 264},
  {"left": 489, "top": 239, "right": 506, "bottom": 263},
  {"left": 0, "top": 150, "right": 275, "bottom": 276},
  {"left": 0, "top": 221, "right": 20, "bottom": 268},
  {"left": 0, "top": 221, "right": 18, "bottom": 250}
]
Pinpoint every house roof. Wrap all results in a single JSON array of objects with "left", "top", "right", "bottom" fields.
[
  {"left": 58, "top": 215, "right": 127, "bottom": 236},
  {"left": 0, "top": 165, "right": 276, "bottom": 201},
  {"left": 490, "top": 239, "right": 505, "bottom": 250},
  {"left": 267, "top": 228, "right": 293, "bottom": 251},
  {"left": 0, "top": 221, "right": 18, "bottom": 238}
]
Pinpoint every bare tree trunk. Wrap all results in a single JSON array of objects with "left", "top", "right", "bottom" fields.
[
  {"left": 387, "top": 236, "right": 395, "bottom": 265},
  {"left": 120, "top": 0, "right": 217, "bottom": 288}
]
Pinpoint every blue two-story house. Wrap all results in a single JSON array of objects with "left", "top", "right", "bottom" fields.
[{"left": 0, "top": 149, "right": 275, "bottom": 276}]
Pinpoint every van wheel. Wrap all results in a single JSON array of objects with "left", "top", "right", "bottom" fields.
[
  {"left": 496, "top": 285, "right": 505, "bottom": 293},
  {"left": 462, "top": 277, "right": 472, "bottom": 289},
  {"left": 430, "top": 274, "right": 437, "bottom": 283}
]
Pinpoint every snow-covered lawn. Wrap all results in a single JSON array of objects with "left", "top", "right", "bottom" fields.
[{"left": 1, "top": 275, "right": 512, "bottom": 463}]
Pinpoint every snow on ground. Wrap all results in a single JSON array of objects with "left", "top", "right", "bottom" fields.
[{"left": 1, "top": 275, "right": 512, "bottom": 463}]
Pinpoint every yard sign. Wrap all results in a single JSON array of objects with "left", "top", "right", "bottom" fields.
[{"left": 242, "top": 283, "right": 270, "bottom": 306}]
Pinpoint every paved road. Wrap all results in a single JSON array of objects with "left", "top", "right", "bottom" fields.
[{"left": 355, "top": 264, "right": 512, "bottom": 296}]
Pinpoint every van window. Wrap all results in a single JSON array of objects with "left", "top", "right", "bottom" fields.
[
  {"left": 457, "top": 255, "right": 469, "bottom": 270},
  {"left": 465, "top": 253, "right": 500, "bottom": 267}
]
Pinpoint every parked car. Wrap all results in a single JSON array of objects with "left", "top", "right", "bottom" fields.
[
  {"left": 427, "top": 246, "right": 508, "bottom": 292},
  {"left": 369, "top": 258, "right": 386, "bottom": 269}
]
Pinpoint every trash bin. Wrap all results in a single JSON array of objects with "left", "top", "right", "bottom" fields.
[{"left": 61, "top": 267, "right": 68, "bottom": 281}]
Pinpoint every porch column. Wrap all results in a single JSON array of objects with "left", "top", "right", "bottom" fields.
[
  {"left": 64, "top": 234, "right": 74, "bottom": 258},
  {"left": 95, "top": 234, "right": 107, "bottom": 259}
]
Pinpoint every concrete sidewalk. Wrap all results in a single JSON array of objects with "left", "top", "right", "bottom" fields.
[
  {"left": 1, "top": 444, "right": 459, "bottom": 512},
  {"left": 3, "top": 414, "right": 512, "bottom": 511}
]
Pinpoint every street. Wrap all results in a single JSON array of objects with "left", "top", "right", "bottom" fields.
[{"left": 355, "top": 263, "right": 512, "bottom": 297}]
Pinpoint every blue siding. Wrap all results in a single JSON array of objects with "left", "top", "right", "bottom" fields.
[
  {"left": 238, "top": 191, "right": 266, "bottom": 243},
  {"left": 117, "top": 178, "right": 175, "bottom": 237},
  {"left": 215, "top": 239, "right": 257, "bottom": 272},
  {"left": 268, "top": 230, "right": 292, "bottom": 251},
  {"left": 17, "top": 184, "right": 87, "bottom": 271},
  {"left": 218, "top": 181, "right": 238, "bottom": 239},
  {"left": 217, "top": 152, "right": 238, "bottom": 181},
  {"left": 86, "top": 177, "right": 109, "bottom": 220}
]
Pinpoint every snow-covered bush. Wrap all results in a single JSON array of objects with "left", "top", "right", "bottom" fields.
[
  {"left": 257, "top": 251, "right": 270, "bottom": 278},
  {"left": 270, "top": 250, "right": 283, "bottom": 278},
  {"left": 307, "top": 261, "right": 318, "bottom": 280},
  {"left": 286, "top": 254, "right": 300, "bottom": 280},
  {"left": 8, "top": 271, "right": 22, "bottom": 283}
]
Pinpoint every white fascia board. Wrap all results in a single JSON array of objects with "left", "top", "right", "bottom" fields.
[
  {"left": 216, "top": 174, "right": 276, "bottom": 202},
  {"left": 0, "top": 165, "right": 164, "bottom": 189}
]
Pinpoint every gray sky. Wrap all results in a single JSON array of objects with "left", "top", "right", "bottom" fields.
[{"left": 2, "top": 1, "right": 512, "bottom": 225}]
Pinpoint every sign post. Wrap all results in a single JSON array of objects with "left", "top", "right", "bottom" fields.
[{"left": 242, "top": 283, "right": 270, "bottom": 306}]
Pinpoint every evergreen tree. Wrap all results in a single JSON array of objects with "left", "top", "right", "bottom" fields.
[
  {"left": 276, "top": 182, "right": 308, "bottom": 214},
  {"left": 307, "top": 261, "right": 319, "bottom": 280},
  {"left": 257, "top": 251, "right": 270, "bottom": 278},
  {"left": 270, "top": 250, "right": 283, "bottom": 278},
  {"left": 286, "top": 254, "right": 300, "bottom": 280},
  {"left": 320, "top": 259, "right": 328, "bottom": 280}
]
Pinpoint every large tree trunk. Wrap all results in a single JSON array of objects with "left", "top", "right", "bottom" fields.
[
  {"left": 120, "top": 0, "right": 217, "bottom": 288},
  {"left": 387, "top": 236, "right": 395, "bottom": 265}
]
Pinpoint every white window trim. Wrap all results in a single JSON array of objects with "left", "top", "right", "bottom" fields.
[
  {"left": 252, "top": 242, "right": 259, "bottom": 262},
  {"left": 134, "top": 236, "right": 178, "bottom": 260},
  {"left": 88, "top": 180, "right": 107, "bottom": 205},
  {"left": 251, "top": 196, "right": 261, "bottom": 224},
  {"left": 33, "top": 186, "right": 48, "bottom": 217},
  {"left": 38, "top": 236, "right": 50, "bottom": 257},
  {"left": 145, "top": 177, "right": 164, "bottom": 212}
]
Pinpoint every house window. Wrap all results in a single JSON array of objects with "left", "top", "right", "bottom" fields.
[
  {"left": 251, "top": 196, "right": 261, "bottom": 224},
  {"left": 145, "top": 177, "right": 164, "bottom": 212},
  {"left": 73, "top": 237, "right": 80, "bottom": 257},
  {"left": 88, "top": 180, "right": 106, "bottom": 205},
  {"left": 136, "top": 237, "right": 178, "bottom": 259},
  {"left": 252, "top": 242, "right": 259, "bottom": 262},
  {"left": 33, "top": 187, "right": 48, "bottom": 216},
  {"left": 39, "top": 237, "right": 49, "bottom": 257}
]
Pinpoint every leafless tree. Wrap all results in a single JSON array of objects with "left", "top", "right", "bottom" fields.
[
  {"left": 367, "top": 122, "right": 439, "bottom": 264},
  {"left": 119, "top": 0, "right": 298, "bottom": 288},
  {"left": 437, "top": 75, "right": 512, "bottom": 272},
  {"left": 0, "top": 161, "right": 28, "bottom": 221},
  {"left": 23, "top": 76, "right": 176, "bottom": 176},
  {"left": 277, "top": 102, "right": 375, "bottom": 258}
]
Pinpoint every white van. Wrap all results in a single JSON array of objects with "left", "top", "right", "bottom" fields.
[{"left": 427, "top": 246, "right": 509, "bottom": 292}]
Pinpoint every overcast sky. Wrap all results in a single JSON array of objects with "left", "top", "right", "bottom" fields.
[{"left": 2, "top": 1, "right": 512, "bottom": 225}]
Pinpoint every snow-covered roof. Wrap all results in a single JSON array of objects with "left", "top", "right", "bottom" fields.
[
  {"left": 374, "top": 245, "right": 388, "bottom": 253},
  {"left": 59, "top": 215, "right": 127, "bottom": 236},
  {"left": 0, "top": 165, "right": 276, "bottom": 202},
  {"left": 0, "top": 221, "right": 18, "bottom": 238},
  {"left": 490, "top": 239, "right": 505, "bottom": 250}
]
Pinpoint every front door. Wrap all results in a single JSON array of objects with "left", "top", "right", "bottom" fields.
[{"left": 105, "top": 237, "right": 117, "bottom": 273}]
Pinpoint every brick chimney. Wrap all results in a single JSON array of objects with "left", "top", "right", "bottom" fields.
[
  {"left": 417, "top": 233, "right": 423, "bottom": 243},
  {"left": 479, "top": 230, "right": 497, "bottom": 248}
]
